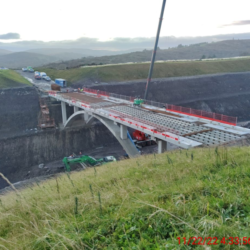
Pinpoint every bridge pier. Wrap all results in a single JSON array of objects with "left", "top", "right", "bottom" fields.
[
  {"left": 61, "top": 101, "right": 67, "bottom": 125},
  {"left": 84, "top": 112, "right": 89, "bottom": 122},
  {"left": 158, "top": 140, "right": 168, "bottom": 154},
  {"left": 74, "top": 106, "right": 79, "bottom": 113},
  {"left": 120, "top": 124, "right": 127, "bottom": 140}
]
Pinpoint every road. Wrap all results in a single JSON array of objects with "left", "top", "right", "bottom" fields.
[{"left": 16, "top": 70, "right": 54, "bottom": 91}]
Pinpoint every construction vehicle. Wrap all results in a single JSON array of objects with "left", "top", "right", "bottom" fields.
[
  {"left": 51, "top": 83, "right": 61, "bottom": 91},
  {"left": 133, "top": 98, "right": 144, "bottom": 106},
  {"left": 62, "top": 155, "right": 116, "bottom": 171},
  {"left": 132, "top": 130, "right": 156, "bottom": 148}
]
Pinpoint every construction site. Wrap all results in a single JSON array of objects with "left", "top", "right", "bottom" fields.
[{"left": 1, "top": 0, "right": 250, "bottom": 192}]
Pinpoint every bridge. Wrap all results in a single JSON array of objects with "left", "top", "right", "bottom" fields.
[{"left": 48, "top": 88, "right": 250, "bottom": 157}]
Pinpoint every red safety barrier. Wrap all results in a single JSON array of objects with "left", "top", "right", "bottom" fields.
[
  {"left": 48, "top": 91, "right": 57, "bottom": 96},
  {"left": 166, "top": 104, "right": 237, "bottom": 126},
  {"left": 80, "top": 87, "right": 238, "bottom": 126}
]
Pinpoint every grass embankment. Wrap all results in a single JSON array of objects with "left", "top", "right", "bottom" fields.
[
  {"left": 37, "top": 57, "right": 250, "bottom": 85},
  {"left": 1, "top": 147, "right": 250, "bottom": 249},
  {"left": 0, "top": 69, "right": 31, "bottom": 88}
]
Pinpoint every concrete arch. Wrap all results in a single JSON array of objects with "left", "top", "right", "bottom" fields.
[{"left": 64, "top": 110, "right": 139, "bottom": 158}]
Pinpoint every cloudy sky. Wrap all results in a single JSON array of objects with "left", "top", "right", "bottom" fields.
[{"left": 1, "top": 0, "right": 250, "bottom": 43}]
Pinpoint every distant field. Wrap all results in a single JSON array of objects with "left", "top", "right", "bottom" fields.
[
  {"left": 0, "top": 69, "right": 31, "bottom": 88},
  {"left": 37, "top": 57, "right": 250, "bottom": 85}
]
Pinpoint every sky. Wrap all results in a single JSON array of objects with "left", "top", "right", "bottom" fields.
[{"left": 1, "top": 0, "right": 250, "bottom": 43}]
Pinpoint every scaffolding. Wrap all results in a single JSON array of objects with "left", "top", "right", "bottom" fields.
[{"left": 38, "top": 98, "right": 55, "bottom": 129}]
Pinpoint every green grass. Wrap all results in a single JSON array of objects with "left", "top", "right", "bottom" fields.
[
  {"left": 0, "top": 69, "right": 31, "bottom": 88},
  {"left": 1, "top": 146, "right": 250, "bottom": 249},
  {"left": 37, "top": 57, "right": 250, "bottom": 85}
]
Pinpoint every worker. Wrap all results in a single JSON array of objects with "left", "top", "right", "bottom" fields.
[
  {"left": 79, "top": 151, "right": 82, "bottom": 155},
  {"left": 78, "top": 88, "right": 80, "bottom": 92},
  {"left": 80, "top": 88, "right": 83, "bottom": 92}
]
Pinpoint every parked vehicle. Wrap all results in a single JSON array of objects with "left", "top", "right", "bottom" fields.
[
  {"left": 22, "top": 68, "right": 27, "bottom": 72},
  {"left": 34, "top": 72, "right": 41, "bottom": 80},
  {"left": 27, "top": 66, "right": 34, "bottom": 72},
  {"left": 62, "top": 154, "right": 116, "bottom": 171},
  {"left": 35, "top": 74, "right": 41, "bottom": 80},
  {"left": 40, "top": 72, "right": 46, "bottom": 78},
  {"left": 55, "top": 78, "right": 67, "bottom": 87},
  {"left": 132, "top": 130, "right": 156, "bottom": 148},
  {"left": 44, "top": 76, "right": 51, "bottom": 81}
]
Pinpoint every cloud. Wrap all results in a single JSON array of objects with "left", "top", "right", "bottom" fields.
[
  {"left": 0, "top": 33, "right": 20, "bottom": 40},
  {"left": 221, "top": 20, "right": 250, "bottom": 27}
]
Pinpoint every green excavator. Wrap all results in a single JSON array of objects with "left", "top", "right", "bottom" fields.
[{"left": 62, "top": 155, "right": 116, "bottom": 172}]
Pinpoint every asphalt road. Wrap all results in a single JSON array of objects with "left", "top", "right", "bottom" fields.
[{"left": 16, "top": 70, "right": 54, "bottom": 91}]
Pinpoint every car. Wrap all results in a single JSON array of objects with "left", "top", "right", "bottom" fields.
[
  {"left": 22, "top": 68, "right": 27, "bottom": 72},
  {"left": 103, "top": 156, "right": 116, "bottom": 162},
  {"left": 28, "top": 68, "right": 34, "bottom": 73},
  {"left": 44, "top": 76, "right": 51, "bottom": 81}
]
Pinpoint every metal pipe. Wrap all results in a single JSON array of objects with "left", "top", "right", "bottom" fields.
[{"left": 144, "top": 0, "right": 167, "bottom": 100}]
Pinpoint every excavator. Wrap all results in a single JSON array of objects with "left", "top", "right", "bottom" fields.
[{"left": 63, "top": 155, "right": 116, "bottom": 172}]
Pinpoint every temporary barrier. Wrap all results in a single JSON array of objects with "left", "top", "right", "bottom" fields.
[{"left": 166, "top": 104, "right": 237, "bottom": 126}]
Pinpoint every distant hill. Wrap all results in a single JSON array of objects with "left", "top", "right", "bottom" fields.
[
  {"left": 0, "top": 52, "right": 63, "bottom": 69},
  {"left": 26, "top": 48, "right": 139, "bottom": 57},
  {"left": 0, "top": 48, "right": 142, "bottom": 69},
  {"left": 0, "top": 49, "right": 12, "bottom": 56},
  {"left": 43, "top": 39, "right": 250, "bottom": 69},
  {"left": 0, "top": 69, "right": 31, "bottom": 88}
]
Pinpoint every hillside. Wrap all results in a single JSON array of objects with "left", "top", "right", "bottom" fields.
[
  {"left": 0, "top": 49, "right": 141, "bottom": 69},
  {"left": 0, "top": 49, "right": 11, "bottom": 56},
  {"left": 0, "top": 69, "right": 31, "bottom": 88},
  {"left": 44, "top": 39, "right": 250, "bottom": 69},
  {"left": 0, "top": 52, "right": 62, "bottom": 69},
  {"left": 0, "top": 146, "right": 250, "bottom": 249},
  {"left": 37, "top": 57, "right": 250, "bottom": 85},
  {"left": 27, "top": 48, "right": 139, "bottom": 57}
]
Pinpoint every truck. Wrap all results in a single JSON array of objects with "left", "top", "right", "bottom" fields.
[
  {"left": 40, "top": 72, "right": 47, "bottom": 78},
  {"left": 55, "top": 78, "right": 67, "bottom": 88},
  {"left": 62, "top": 155, "right": 116, "bottom": 171},
  {"left": 51, "top": 83, "right": 61, "bottom": 91}
]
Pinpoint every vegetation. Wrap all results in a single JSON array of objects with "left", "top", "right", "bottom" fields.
[
  {"left": 43, "top": 39, "right": 250, "bottom": 70},
  {"left": 0, "top": 69, "right": 31, "bottom": 88},
  {"left": 38, "top": 57, "right": 250, "bottom": 85},
  {"left": 1, "top": 146, "right": 250, "bottom": 249}
]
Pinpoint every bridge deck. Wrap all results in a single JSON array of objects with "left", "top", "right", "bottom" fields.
[{"left": 50, "top": 91, "right": 249, "bottom": 148}]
